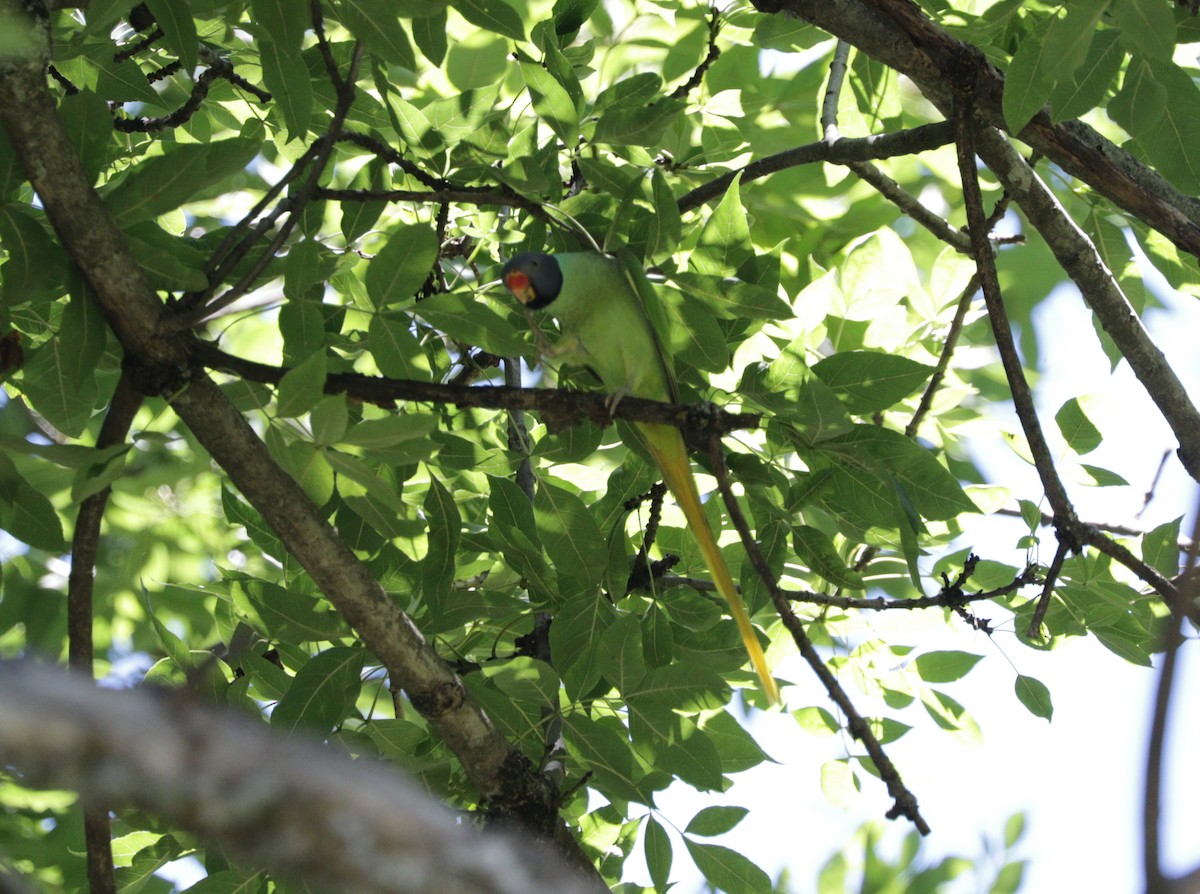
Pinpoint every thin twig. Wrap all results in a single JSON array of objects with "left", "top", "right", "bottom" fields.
[
  {"left": 906, "top": 272, "right": 979, "bottom": 437},
  {"left": 954, "top": 97, "right": 1078, "bottom": 535},
  {"left": 175, "top": 42, "right": 365, "bottom": 328},
  {"left": 676, "top": 122, "right": 956, "bottom": 212},
  {"left": 67, "top": 372, "right": 143, "bottom": 894},
  {"left": 189, "top": 339, "right": 761, "bottom": 435},
  {"left": 1026, "top": 538, "right": 1068, "bottom": 639},
  {"left": 706, "top": 435, "right": 931, "bottom": 834},
  {"left": 669, "top": 5, "right": 722, "bottom": 100},
  {"left": 1143, "top": 494, "right": 1200, "bottom": 894},
  {"left": 788, "top": 563, "right": 1038, "bottom": 611}
]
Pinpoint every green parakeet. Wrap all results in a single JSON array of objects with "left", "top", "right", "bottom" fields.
[{"left": 501, "top": 250, "right": 779, "bottom": 703}]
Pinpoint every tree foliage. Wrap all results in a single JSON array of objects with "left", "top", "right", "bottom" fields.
[{"left": 0, "top": 0, "right": 1197, "bottom": 892}]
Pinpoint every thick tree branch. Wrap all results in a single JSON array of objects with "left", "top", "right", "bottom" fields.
[{"left": 0, "top": 661, "right": 596, "bottom": 894}]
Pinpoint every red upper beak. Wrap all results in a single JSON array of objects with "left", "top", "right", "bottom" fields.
[{"left": 505, "top": 271, "right": 536, "bottom": 305}]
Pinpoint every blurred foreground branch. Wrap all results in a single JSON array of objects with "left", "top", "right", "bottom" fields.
[{"left": 0, "top": 661, "right": 597, "bottom": 894}]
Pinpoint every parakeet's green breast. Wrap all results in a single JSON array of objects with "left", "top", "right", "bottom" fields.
[{"left": 538, "top": 252, "right": 674, "bottom": 402}]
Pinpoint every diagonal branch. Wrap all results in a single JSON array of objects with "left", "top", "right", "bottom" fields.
[{"left": 706, "top": 435, "right": 932, "bottom": 835}]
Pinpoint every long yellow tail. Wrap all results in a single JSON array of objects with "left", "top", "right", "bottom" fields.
[{"left": 638, "top": 423, "right": 780, "bottom": 704}]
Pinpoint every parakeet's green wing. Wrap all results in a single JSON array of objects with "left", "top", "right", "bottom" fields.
[{"left": 612, "top": 248, "right": 679, "bottom": 404}]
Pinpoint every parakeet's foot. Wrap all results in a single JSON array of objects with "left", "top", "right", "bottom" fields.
[{"left": 605, "top": 386, "right": 633, "bottom": 416}]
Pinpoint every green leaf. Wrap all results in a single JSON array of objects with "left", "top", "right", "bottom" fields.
[
  {"left": 253, "top": 0, "right": 306, "bottom": 53},
  {"left": 520, "top": 60, "right": 580, "bottom": 144},
  {"left": 450, "top": 0, "right": 525, "bottom": 41},
  {"left": 0, "top": 205, "right": 67, "bottom": 304},
  {"left": 593, "top": 99, "right": 684, "bottom": 147},
  {"left": 1041, "top": 1, "right": 1109, "bottom": 78},
  {"left": 643, "top": 167, "right": 682, "bottom": 259},
  {"left": 420, "top": 474, "right": 460, "bottom": 613},
  {"left": 105, "top": 139, "right": 260, "bottom": 224},
  {"left": 341, "top": 414, "right": 438, "bottom": 450},
  {"left": 1014, "top": 674, "right": 1053, "bottom": 721},
  {"left": 822, "top": 426, "right": 978, "bottom": 522},
  {"left": 792, "top": 526, "right": 863, "bottom": 588},
  {"left": 683, "top": 839, "right": 771, "bottom": 894},
  {"left": 1142, "top": 517, "right": 1182, "bottom": 578},
  {"left": 259, "top": 37, "right": 313, "bottom": 140},
  {"left": 2, "top": 481, "right": 65, "bottom": 551},
  {"left": 142, "top": 587, "right": 191, "bottom": 668},
  {"left": 1003, "top": 28, "right": 1055, "bottom": 132},
  {"left": 277, "top": 351, "right": 327, "bottom": 418},
  {"left": 412, "top": 7, "right": 449, "bottom": 65},
  {"left": 534, "top": 480, "right": 607, "bottom": 598},
  {"left": 685, "top": 806, "right": 749, "bottom": 837},
  {"left": 692, "top": 174, "right": 753, "bottom": 276},
  {"left": 71, "top": 443, "right": 132, "bottom": 504},
  {"left": 58, "top": 90, "right": 114, "bottom": 184},
  {"left": 1078, "top": 464, "right": 1129, "bottom": 487},
  {"left": 1113, "top": 0, "right": 1175, "bottom": 60},
  {"left": 365, "top": 224, "right": 439, "bottom": 308},
  {"left": 665, "top": 728, "right": 723, "bottom": 790},
  {"left": 179, "top": 869, "right": 266, "bottom": 893},
  {"left": 337, "top": 0, "right": 416, "bottom": 68},
  {"left": 125, "top": 234, "right": 208, "bottom": 294},
  {"left": 644, "top": 815, "right": 672, "bottom": 892},
  {"left": 1050, "top": 29, "right": 1123, "bottom": 122},
  {"left": 144, "top": 0, "right": 198, "bottom": 71},
  {"left": 1110, "top": 57, "right": 1200, "bottom": 193},
  {"left": 118, "top": 836, "right": 183, "bottom": 894},
  {"left": 914, "top": 650, "right": 983, "bottom": 683},
  {"left": 700, "top": 709, "right": 772, "bottom": 773},
  {"left": 549, "top": 590, "right": 614, "bottom": 697},
  {"left": 921, "top": 688, "right": 981, "bottom": 739},
  {"left": 671, "top": 271, "right": 790, "bottom": 320},
  {"left": 1055, "top": 397, "right": 1102, "bottom": 455},
  {"left": 244, "top": 579, "right": 347, "bottom": 642},
  {"left": 19, "top": 334, "right": 99, "bottom": 438},
  {"left": 411, "top": 292, "right": 530, "bottom": 356},
  {"left": 562, "top": 712, "right": 643, "bottom": 803},
  {"left": 271, "top": 646, "right": 365, "bottom": 735},
  {"left": 596, "top": 613, "right": 646, "bottom": 694},
  {"left": 812, "top": 351, "right": 934, "bottom": 414}
]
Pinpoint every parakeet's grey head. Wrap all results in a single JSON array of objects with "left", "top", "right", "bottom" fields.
[{"left": 501, "top": 252, "right": 562, "bottom": 310}]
